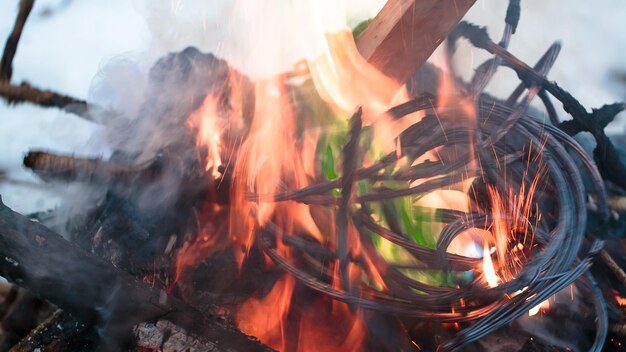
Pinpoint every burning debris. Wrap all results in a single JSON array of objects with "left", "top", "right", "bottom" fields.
[{"left": 1, "top": 0, "right": 626, "bottom": 351}]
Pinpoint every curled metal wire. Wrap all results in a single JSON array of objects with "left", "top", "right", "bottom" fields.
[
  {"left": 250, "top": 2, "right": 618, "bottom": 350},
  {"left": 256, "top": 93, "right": 607, "bottom": 347}
]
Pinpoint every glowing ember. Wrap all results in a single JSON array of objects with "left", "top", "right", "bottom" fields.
[{"left": 615, "top": 291, "right": 626, "bottom": 307}]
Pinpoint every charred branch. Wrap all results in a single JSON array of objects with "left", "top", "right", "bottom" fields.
[
  {"left": 24, "top": 150, "right": 160, "bottom": 185},
  {"left": 0, "top": 198, "right": 272, "bottom": 351},
  {"left": 0, "top": 0, "right": 100, "bottom": 122},
  {"left": 0, "top": 0, "right": 34, "bottom": 82},
  {"left": 449, "top": 20, "right": 626, "bottom": 191},
  {"left": 0, "top": 81, "right": 93, "bottom": 120}
]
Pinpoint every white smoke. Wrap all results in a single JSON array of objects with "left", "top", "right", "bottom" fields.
[
  {"left": 77, "top": 0, "right": 389, "bottom": 218},
  {"left": 135, "top": 0, "right": 385, "bottom": 79}
]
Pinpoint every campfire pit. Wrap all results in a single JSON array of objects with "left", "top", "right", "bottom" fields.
[{"left": 1, "top": 0, "right": 626, "bottom": 351}]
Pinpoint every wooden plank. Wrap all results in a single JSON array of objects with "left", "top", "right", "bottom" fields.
[{"left": 357, "top": 0, "right": 476, "bottom": 84}]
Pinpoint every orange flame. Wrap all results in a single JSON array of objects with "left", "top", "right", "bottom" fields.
[
  {"left": 228, "top": 76, "right": 321, "bottom": 265},
  {"left": 309, "top": 30, "right": 406, "bottom": 118},
  {"left": 483, "top": 243, "right": 499, "bottom": 288},
  {"left": 176, "top": 9, "right": 557, "bottom": 349},
  {"left": 189, "top": 94, "right": 223, "bottom": 178},
  {"left": 481, "top": 157, "right": 550, "bottom": 316},
  {"left": 228, "top": 28, "right": 404, "bottom": 351},
  {"left": 236, "top": 274, "right": 296, "bottom": 351},
  {"left": 614, "top": 291, "right": 626, "bottom": 306},
  {"left": 297, "top": 301, "right": 366, "bottom": 352}
]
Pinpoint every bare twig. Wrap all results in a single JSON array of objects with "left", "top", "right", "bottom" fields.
[
  {"left": 0, "top": 0, "right": 35, "bottom": 82},
  {"left": 600, "top": 250, "right": 626, "bottom": 289},
  {"left": 0, "top": 81, "right": 92, "bottom": 120},
  {"left": 0, "top": 0, "right": 101, "bottom": 122},
  {"left": 450, "top": 21, "right": 626, "bottom": 191}
]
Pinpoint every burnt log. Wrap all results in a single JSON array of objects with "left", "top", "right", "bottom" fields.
[
  {"left": 0, "top": 197, "right": 272, "bottom": 351},
  {"left": 11, "top": 311, "right": 229, "bottom": 352},
  {"left": 9, "top": 310, "right": 96, "bottom": 352},
  {"left": 0, "top": 282, "right": 53, "bottom": 350}
]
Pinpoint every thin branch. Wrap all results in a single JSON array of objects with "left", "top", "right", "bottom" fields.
[
  {"left": 451, "top": 20, "right": 626, "bottom": 192},
  {"left": 0, "top": 0, "right": 35, "bottom": 82},
  {"left": 0, "top": 0, "right": 106, "bottom": 122},
  {"left": 0, "top": 81, "right": 92, "bottom": 120},
  {"left": 23, "top": 150, "right": 159, "bottom": 184}
]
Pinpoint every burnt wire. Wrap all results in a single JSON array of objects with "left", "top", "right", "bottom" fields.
[{"left": 251, "top": 1, "right": 623, "bottom": 351}]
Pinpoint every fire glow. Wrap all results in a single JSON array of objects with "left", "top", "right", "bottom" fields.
[
  {"left": 177, "top": 15, "right": 548, "bottom": 352},
  {"left": 178, "top": 22, "right": 459, "bottom": 349},
  {"left": 1, "top": 0, "right": 623, "bottom": 351},
  {"left": 167, "top": 1, "right": 607, "bottom": 351}
]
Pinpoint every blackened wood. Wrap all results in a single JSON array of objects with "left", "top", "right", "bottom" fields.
[
  {"left": 9, "top": 310, "right": 96, "bottom": 352},
  {"left": 12, "top": 311, "right": 226, "bottom": 351},
  {"left": 0, "top": 198, "right": 272, "bottom": 352},
  {"left": 0, "top": 283, "right": 52, "bottom": 351}
]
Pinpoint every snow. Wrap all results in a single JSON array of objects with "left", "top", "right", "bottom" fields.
[
  {"left": 0, "top": 0, "right": 625, "bottom": 214},
  {"left": 0, "top": 0, "right": 149, "bottom": 213}
]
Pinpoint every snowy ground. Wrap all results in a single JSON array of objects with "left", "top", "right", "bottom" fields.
[{"left": 1, "top": 0, "right": 625, "bottom": 214}]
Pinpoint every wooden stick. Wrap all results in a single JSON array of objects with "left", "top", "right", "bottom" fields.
[
  {"left": 24, "top": 150, "right": 159, "bottom": 184},
  {"left": 0, "top": 81, "right": 92, "bottom": 120},
  {"left": 0, "top": 198, "right": 271, "bottom": 352},
  {"left": 357, "top": 0, "right": 476, "bottom": 84},
  {"left": 0, "top": 0, "right": 35, "bottom": 82}
]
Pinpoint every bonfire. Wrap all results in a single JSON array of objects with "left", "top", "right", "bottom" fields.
[{"left": 0, "top": 1, "right": 625, "bottom": 351}]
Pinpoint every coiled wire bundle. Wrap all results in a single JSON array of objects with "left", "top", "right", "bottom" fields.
[{"left": 251, "top": 1, "right": 622, "bottom": 350}]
